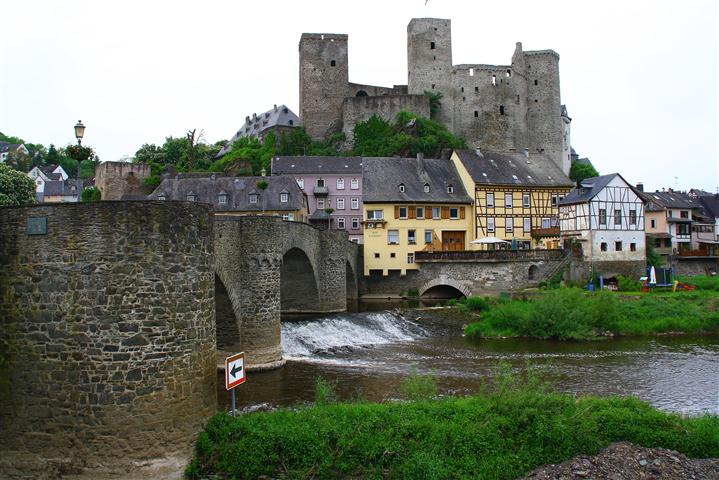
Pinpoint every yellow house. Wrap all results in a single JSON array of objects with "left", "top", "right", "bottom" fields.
[
  {"left": 451, "top": 149, "right": 573, "bottom": 249},
  {"left": 361, "top": 156, "right": 473, "bottom": 276}
]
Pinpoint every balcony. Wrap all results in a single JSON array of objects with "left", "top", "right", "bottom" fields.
[
  {"left": 676, "top": 248, "right": 718, "bottom": 259},
  {"left": 313, "top": 186, "right": 329, "bottom": 196},
  {"left": 530, "top": 227, "right": 560, "bottom": 238},
  {"left": 415, "top": 249, "right": 567, "bottom": 263}
]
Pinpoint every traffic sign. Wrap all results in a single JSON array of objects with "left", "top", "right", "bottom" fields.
[{"left": 225, "top": 352, "right": 246, "bottom": 390}]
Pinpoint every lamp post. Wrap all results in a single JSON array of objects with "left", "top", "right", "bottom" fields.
[{"left": 73, "top": 120, "right": 85, "bottom": 201}]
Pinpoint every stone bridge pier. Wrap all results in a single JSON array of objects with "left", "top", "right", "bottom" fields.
[{"left": 214, "top": 216, "right": 359, "bottom": 370}]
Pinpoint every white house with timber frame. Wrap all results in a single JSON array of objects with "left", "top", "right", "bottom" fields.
[{"left": 559, "top": 173, "right": 646, "bottom": 263}]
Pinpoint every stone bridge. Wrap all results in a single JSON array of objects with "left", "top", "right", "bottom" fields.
[{"left": 214, "top": 216, "right": 359, "bottom": 370}]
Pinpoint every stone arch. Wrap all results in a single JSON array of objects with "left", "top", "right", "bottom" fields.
[
  {"left": 419, "top": 276, "right": 472, "bottom": 298},
  {"left": 356, "top": 90, "right": 368, "bottom": 97},
  {"left": 281, "top": 247, "right": 320, "bottom": 312},
  {"left": 528, "top": 264, "right": 539, "bottom": 281},
  {"left": 215, "top": 274, "right": 241, "bottom": 349}
]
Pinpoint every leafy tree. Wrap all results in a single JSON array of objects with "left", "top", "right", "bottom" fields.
[
  {"left": 424, "top": 91, "right": 443, "bottom": 118},
  {"left": 646, "top": 242, "right": 664, "bottom": 267},
  {"left": 0, "top": 164, "right": 36, "bottom": 206},
  {"left": 569, "top": 162, "right": 599, "bottom": 183},
  {"left": 81, "top": 186, "right": 102, "bottom": 202}
]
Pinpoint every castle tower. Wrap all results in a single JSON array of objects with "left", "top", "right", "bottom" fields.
[
  {"left": 299, "top": 33, "right": 349, "bottom": 140},
  {"left": 407, "top": 18, "right": 453, "bottom": 128},
  {"left": 524, "top": 50, "right": 565, "bottom": 172}
]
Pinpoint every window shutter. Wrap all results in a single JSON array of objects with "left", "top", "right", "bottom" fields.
[
  {"left": 460, "top": 207, "right": 465, "bottom": 219},
  {"left": 409, "top": 206, "right": 416, "bottom": 219},
  {"left": 441, "top": 206, "right": 450, "bottom": 219},
  {"left": 426, "top": 206, "right": 432, "bottom": 217},
  {"left": 394, "top": 206, "right": 400, "bottom": 219}
]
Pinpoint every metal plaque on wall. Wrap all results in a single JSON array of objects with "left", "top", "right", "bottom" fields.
[{"left": 26, "top": 217, "right": 47, "bottom": 235}]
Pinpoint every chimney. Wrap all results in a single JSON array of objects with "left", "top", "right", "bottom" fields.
[
  {"left": 474, "top": 147, "right": 482, "bottom": 156},
  {"left": 636, "top": 182, "right": 644, "bottom": 192},
  {"left": 245, "top": 116, "right": 250, "bottom": 123},
  {"left": 523, "top": 148, "right": 529, "bottom": 158},
  {"left": 416, "top": 152, "right": 425, "bottom": 174},
  {"left": 274, "top": 104, "right": 278, "bottom": 112}
]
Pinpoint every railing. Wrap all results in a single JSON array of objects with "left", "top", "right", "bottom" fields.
[
  {"left": 415, "top": 249, "right": 568, "bottom": 262},
  {"left": 530, "top": 227, "right": 560, "bottom": 238},
  {"left": 677, "top": 249, "right": 718, "bottom": 258}
]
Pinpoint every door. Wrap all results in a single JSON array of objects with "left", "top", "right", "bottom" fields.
[{"left": 441, "top": 231, "right": 466, "bottom": 251}]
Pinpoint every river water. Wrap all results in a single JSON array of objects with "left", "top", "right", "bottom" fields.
[{"left": 220, "top": 302, "right": 719, "bottom": 415}]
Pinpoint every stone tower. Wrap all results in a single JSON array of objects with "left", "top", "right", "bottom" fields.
[
  {"left": 407, "top": 18, "right": 453, "bottom": 129},
  {"left": 524, "top": 50, "right": 563, "bottom": 169},
  {"left": 299, "top": 33, "right": 349, "bottom": 140}
]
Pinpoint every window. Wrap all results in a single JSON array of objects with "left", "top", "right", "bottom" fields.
[
  {"left": 366, "top": 210, "right": 383, "bottom": 220},
  {"left": 416, "top": 207, "right": 425, "bottom": 219},
  {"left": 249, "top": 193, "right": 258, "bottom": 204},
  {"left": 407, "top": 253, "right": 415, "bottom": 264},
  {"left": 296, "top": 178, "right": 304, "bottom": 189},
  {"left": 423, "top": 183, "right": 430, "bottom": 193},
  {"left": 630, "top": 243, "right": 636, "bottom": 252},
  {"left": 522, "top": 194, "right": 530, "bottom": 208},
  {"left": 350, "top": 178, "right": 359, "bottom": 189},
  {"left": 600, "top": 242, "right": 607, "bottom": 252},
  {"left": 399, "top": 207, "right": 408, "bottom": 219},
  {"left": 432, "top": 207, "right": 441, "bottom": 219},
  {"left": 337, "top": 178, "right": 345, "bottom": 189},
  {"left": 388, "top": 230, "right": 399, "bottom": 244},
  {"left": 447, "top": 184, "right": 454, "bottom": 194},
  {"left": 351, "top": 218, "right": 359, "bottom": 230},
  {"left": 492, "top": 74, "right": 496, "bottom": 86},
  {"left": 337, "top": 198, "right": 345, "bottom": 210},
  {"left": 351, "top": 198, "right": 359, "bottom": 209},
  {"left": 317, "top": 198, "right": 325, "bottom": 209},
  {"left": 218, "top": 193, "right": 228, "bottom": 205},
  {"left": 475, "top": 86, "right": 479, "bottom": 92},
  {"left": 374, "top": 253, "right": 380, "bottom": 258},
  {"left": 390, "top": 253, "right": 396, "bottom": 258},
  {"left": 599, "top": 209, "right": 607, "bottom": 225},
  {"left": 337, "top": 218, "right": 345, "bottom": 229},
  {"left": 424, "top": 230, "right": 433, "bottom": 244},
  {"left": 629, "top": 209, "right": 637, "bottom": 225},
  {"left": 316, "top": 179, "right": 325, "bottom": 187},
  {"left": 523, "top": 217, "right": 531, "bottom": 232},
  {"left": 486, "top": 192, "right": 495, "bottom": 208},
  {"left": 680, "top": 210, "right": 689, "bottom": 219},
  {"left": 430, "top": 41, "right": 435, "bottom": 49},
  {"left": 614, "top": 209, "right": 621, "bottom": 225},
  {"left": 280, "top": 193, "right": 288, "bottom": 203},
  {"left": 408, "top": 229, "right": 416, "bottom": 244},
  {"left": 450, "top": 207, "right": 459, "bottom": 219},
  {"left": 677, "top": 223, "right": 690, "bottom": 235},
  {"left": 534, "top": 79, "right": 538, "bottom": 86},
  {"left": 542, "top": 218, "right": 551, "bottom": 229},
  {"left": 474, "top": 110, "right": 479, "bottom": 117},
  {"left": 331, "top": 60, "right": 336, "bottom": 66},
  {"left": 399, "top": 183, "right": 405, "bottom": 193},
  {"left": 499, "top": 105, "right": 505, "bottom": 115},
  {"left": 650, "top": 219, "right": 656, "bottom": 228},
  {"left": 551, "top": 194, "right": 558, "bottom": 207},
  {"left": 505, "top": 193, "right": 513, "bottom": 208},
  {"left": 506, "top": 218, "right": 514, "bottom": 232},
  {"left": 487, "top": 218, "right": 495, "bottom": 232},
  {"left": 615, "top": 241, "right": 622, "bottom": 251},
  {"left": 186, "top": 193, "right": 196, "bottom": 202},
  {"left": 281, "top": 213, "right": 295, "bottom": 221},
  {"left": 158, "top": 194, "right": 166, "bottom": 201}
]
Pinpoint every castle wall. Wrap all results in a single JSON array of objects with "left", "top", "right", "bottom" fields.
[
  {"left": 94, "top": 161, "right": 151, "bottom": 200},
  {"left": 0, "top": 202, "right": 216, "bottom": 475},
  {"left": 348, "top": 82, "right": 407, "bottom": 97},
  {"left": 525, "top": 51, "right": 564, "bottom": 170},
  {"left": 341, "top": 94, "right": 430, "bottom": 142}
]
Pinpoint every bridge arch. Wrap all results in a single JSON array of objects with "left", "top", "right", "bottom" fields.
[
  {"left": 528, "top": 264, "right": 539, "bottom": 281},
  {"left": 215, "top": 273, "right": 241, "bottom": 348},
  {"left": 281, "top": 247, "right": 320, "bottom": 312},
  {"left": 419, "top": 276, "right": 472, "bottom": 299}
]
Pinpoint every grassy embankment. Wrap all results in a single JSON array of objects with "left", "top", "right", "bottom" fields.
[
  {"left": 463, "top": 275, "right": 719, "bottom": 340},
  {"left": 187, "top": 372, "right": 719, "bottom": 479}
]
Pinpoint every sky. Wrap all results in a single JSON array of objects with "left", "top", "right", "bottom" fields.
[{"left": 1, "top": 0, "right": 717, "bottom": 192}]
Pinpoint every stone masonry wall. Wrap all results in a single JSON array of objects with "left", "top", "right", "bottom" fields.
[
  {"left": 94, "top": 161, "right": 151, "bottom": 200},
  {"left": 341, "top": 94, "right": 430, "bottom": 143},
  {"left": 0, "top": 202, "right": 216, "bottom": 475},
  {"left": 671, "top": 258, "right": 719, "bottom": 276}
]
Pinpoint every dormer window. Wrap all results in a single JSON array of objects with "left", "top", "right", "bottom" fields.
[
  {"left": 158, "top": 194, "right": 166, "bottom": 201},
  {"left": 280, "top": 193, "right": 289, "bottom": 203},
  {"left": 218, "top": 192, "right": 228, "bottom": 205},
  {"left": 399, "top": 183, "right": 405, "bottom": 193},
  {"left": 423, "top": 183, "right": 430, "bottom": 193},
  {"left": 249, "top": 193, "right": 258, "bottom": 204},
  {"left": 317, "top": 179, "right": 325, "bottom": 187},
  {"left": 186, "top": 192, "right": 196, "bottom": 202},
  {"left": 296, "top": 178, "right": 304, "bottom": 189},
  {"left": 447, "top": 184, "right": 454, "bottom": 194}
]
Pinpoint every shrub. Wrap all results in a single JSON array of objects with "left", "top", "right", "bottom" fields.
[
  {"left": 406, "top": 288, "right": 419, "bottom": 298},
  {"left": 463, "top": 296, "right": 490, "bottom": 312},
  {"left": 447, "top": 298, "right": 457, "bottom": 306},
  {"left": 315, "top": 377, "right": 338, "bottom": 406},
  {"left": 617, "top": 275, "right": 642, "bottom": 292},
  {"left": 400, "top": 367, "right": 438, "bottom": 401},
  {"left": 679, "top": 275, "right": 719, "bottom": 291}
]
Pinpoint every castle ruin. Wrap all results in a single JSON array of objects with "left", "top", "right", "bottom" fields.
[{"left": 299, "top": 18, "right": 571, "bottom": 174}]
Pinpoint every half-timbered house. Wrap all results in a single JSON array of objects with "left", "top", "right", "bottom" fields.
[{"left": 559, "top": 173, "right": 646, "bottom": 278}]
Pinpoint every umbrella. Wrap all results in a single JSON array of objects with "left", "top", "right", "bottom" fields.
[
  {"left": 649, "top": 265, "right": 657, "bottom": 285},
  {"left": 470, "top": 237, "right": 511, "bottom": 245}
]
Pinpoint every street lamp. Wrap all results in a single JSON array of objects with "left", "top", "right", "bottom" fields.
[{"left": 74, "top": 120, "right": 85, "bottom": 145}]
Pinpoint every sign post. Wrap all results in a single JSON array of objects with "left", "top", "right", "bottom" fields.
[{"left": 225, "top": 352, "right": 246, "bottom": 417}]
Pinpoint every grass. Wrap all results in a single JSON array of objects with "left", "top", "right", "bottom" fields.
[
  {"left": 186, "top": 369, "right": 719, "bottom": 479},
  {"left": 464, "top": 288, "right": 719, "bottom": 340},
  {"left": 679, "top": 275, "right": 719, "bottom": 291}
]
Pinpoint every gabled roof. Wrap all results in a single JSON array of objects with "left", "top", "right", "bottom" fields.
[
  {"left": 43, "top": 179, "right": 80, "bottom": 197},
  {"left": 559, "top": 173, "right": 643, "bottom": 206},
  {"left": 639, "top": 190, "right": 700, "bottom": 210},
  {"left": 0, "top": 142, "right": 25, "bottom": 154},
  {"left": 453, "top": 149, "right": 573, "bottom": 187},
  {"left": 149, "top": 174, "right": 305, "bottom": 212},
  {"left": 698, "top": 194, "right": 719, "bottom": 219},
  {"left": 362, "top": 156, "right": 472, "bottom": 204},
  {"left": 217, "top": 104, "right": 301, "bottom": 157},
  {"left": 272, "top": 156, "right": 363, "bottom": 175}
]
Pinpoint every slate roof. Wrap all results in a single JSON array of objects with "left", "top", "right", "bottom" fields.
[
  {"left": 362, "top": 156, "right": 472, "bottom": 204},
  {"left": 43, "top": 179, "right": 80, "bottom": 197},
  {"left": 149, "top": 174, "right": 305, "bottom": 212},
  {"left": 559, "top": 173, "right": 645, "bottom": 206},
  {"left": 639, "top": 190, "right": 700, "bottom": 210},
  {"left": 0, "top": 142, "right": 24, "bottom": 154},
  {"left": 698, "top": 194, "right": 719, "bottom": 219},
  {"left": 272, "top": 156, "right": 363, "bottom": 175},
  {"left": 453, "top": 149, "right": 573, "bottom": 187},
  {"left": 217, "top": 104, "right": 301, "bottom": 157}
]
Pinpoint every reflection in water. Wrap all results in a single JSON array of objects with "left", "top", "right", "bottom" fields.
[{"left": 220, "top": 304, "right": 719, "bottom": 416}]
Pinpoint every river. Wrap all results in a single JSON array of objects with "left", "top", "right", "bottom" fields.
[{"left": 219, "top": 301, "right": 719, "bottom": 415}]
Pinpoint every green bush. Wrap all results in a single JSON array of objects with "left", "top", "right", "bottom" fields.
[
  {"left": 406, "top": 288, "right": 419, "bottom": 298},
  {"left": 616, "top": 275, "right": 642, "bottom": 292},
  {"left": 446, "top": 298, "right": 457, "bottom": 306},
  {"left": 463, "top": 296, "right": 490, "bottom": 312},
  {"left": 400, "top": 367, "right": 438, "bottom": 401},
  {"left": 315, "top": 377, "right": 338, "bottom": 406}
]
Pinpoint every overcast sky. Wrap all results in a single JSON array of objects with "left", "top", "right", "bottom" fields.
[{"left": 2, "top": 0, "right": 717, "bottom": 192}]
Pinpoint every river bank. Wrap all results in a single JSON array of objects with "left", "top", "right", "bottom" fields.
[{"left": 190, "top": 380, "right": 719, "bottom": 479}]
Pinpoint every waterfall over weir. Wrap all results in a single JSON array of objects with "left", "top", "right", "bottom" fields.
[{"left": 281, "top": 311, "right": 427, "bottom": 358}]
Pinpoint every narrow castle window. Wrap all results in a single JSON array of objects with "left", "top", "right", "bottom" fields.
[
  {"left": 491, "top": 75, "right": 496, "bottom": 86},
  {"left": 534, "top": 79, "right": 538, "bottom": 86},
  {"left": 433, "top": 56, "right": 436, "bottom": 60},
  {"left": 500, "top": 105, "right": 505, "bottom": 115},
  {"left": 431, "top": 84, "right": 435, "bottom": 89},
  {"left": 289, "top": 120, "right": 294, "bottom": 125},
  {"left": 331, "top": 60, "right": 336, "bottom": 66},
  {"left": 506, "top": 69, "right": 511, "bottom": 77},
  {"left": 430, "top": 42, "right": 436, "bottom": 49},
  {"left": 516, "top": 95, "right": 520, "bottom": 104},
  {"left": 475, "top": 86, "right": 479, "bottom": 92},
  {"left": 461, "top": 87, "right": 464, "bottom": 92},
  {"left": 474, "top": 111, "right": 478, "bottom": 117},
  {"left": 469, "top": 68, "right": 474, "bottom": 76}
]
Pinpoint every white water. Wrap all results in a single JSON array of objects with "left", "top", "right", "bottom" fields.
[{"left": 281, "top": 311, "right": 427, "bottom": 358}]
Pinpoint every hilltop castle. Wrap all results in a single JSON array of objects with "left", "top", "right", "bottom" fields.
[{"left": 299, "top": 18, "right": 571, "bottom": 174}]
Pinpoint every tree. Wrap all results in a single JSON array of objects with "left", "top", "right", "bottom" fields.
[
  {"left": 0, "top": 164, "right": 36, "bottom": 206},
  {"left": 569, "top": 162, "right": 599, "bottom": 183},
  {"left": 646, "top": 242, "right": 664, "bottom": 267},
  {"left": 81, "top": 186, "right": 102, "bottom": 202},
  {"left": 424, "top": 91, "right": 443, "bottom": 118}
]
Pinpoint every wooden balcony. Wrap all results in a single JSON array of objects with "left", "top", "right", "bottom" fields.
[
  {"left": 415, "top": 249, "right": 568, "bottom": 263},
  {"left": 530, "top": 227, "right": 560, "bottom": 238},
  {"left": 677, "top": 248, "right": 718, "bottom": 258}
]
